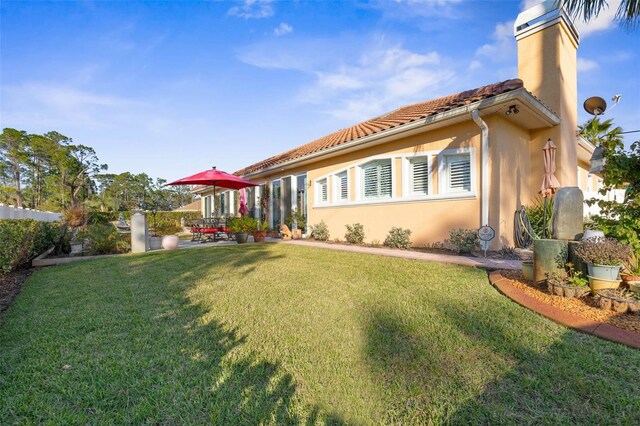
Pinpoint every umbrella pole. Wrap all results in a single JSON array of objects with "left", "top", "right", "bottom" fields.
[{"left": 543, "top": 197, "right": 547, "bottom": 239}]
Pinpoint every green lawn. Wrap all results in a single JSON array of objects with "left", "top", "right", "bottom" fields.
[{"left": 1, "top": 244, "right": 639, "bottom": 424}]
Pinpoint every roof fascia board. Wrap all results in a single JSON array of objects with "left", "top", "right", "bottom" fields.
[
  {"left": 243, "top": 89, "right": 559, "bottom": 179},
  {"left": 577, "top": 135, "right": 596, "bottom": 153}
]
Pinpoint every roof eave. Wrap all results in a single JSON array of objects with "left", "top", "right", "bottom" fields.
[{"left": 241, "top": 88, "right": 559, "bottom": 179}]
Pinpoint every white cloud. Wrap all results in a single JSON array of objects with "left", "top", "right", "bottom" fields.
[
  {"left": 574, "top": 0, "right": 620, "bottom": 37},
  {"left": 239, "top": 36, "right": 456, "bottom": 121},
  {"left": 577, "top": 57, "right": 599, "bottom": 72},
  {"left": 520, "top": 0, "right": 620, "bottom": 37},
  {"left": 468, "top": 60, "right": 482, "bottom": 71},
  {"left": 1, "top": 83, "right": 146, "bottom": 128},
  {"left": 520, "top": 0, "right": 542, "bottom": 10},
  {"left": 475, "top": 20, "right": 516, "bottom": 60},
  {"left": 228, "top": 0, "right": 274, "bottom": 19},
  {"left": 273, "top": 23, "right": 293, "bottom": 36}
]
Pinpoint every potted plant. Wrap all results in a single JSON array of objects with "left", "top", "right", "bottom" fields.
[
  {"left": 285, "top": 208, "right": 306, "bottom": 239},
  {"left": 574, "top": 237, "right": 631, "bottom": 280},
  {"left": 545, "top": 263, "right": 589, "bottom": 298},
  {"left": 622, "top": 251, "right": 640, "bottom": 283},
  {"left": 228, "top": 216, "right": 257, "bottom": 244},
  {"left": 252, "top": 220, "right": 268, "bottom": 243}
]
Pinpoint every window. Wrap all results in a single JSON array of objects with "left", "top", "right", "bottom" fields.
[
  {"left": 444, "top": 154, "right": 471, "bottom": 193},
  {"left": 336, "top": 172, "right": 348, "bottom": 201},
  {"left": 362, "top": 159, "right": 392, "bottom": 199},
  {"left": 409, "top": 156, "right": 429, "bottom": 195},
  {"left": 317, "top": 178, "right": 328, "bottom": 203}
]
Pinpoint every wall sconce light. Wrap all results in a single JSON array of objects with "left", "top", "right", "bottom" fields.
[{"left": 505, "top": 105, "right": 519, "bottom": 116}]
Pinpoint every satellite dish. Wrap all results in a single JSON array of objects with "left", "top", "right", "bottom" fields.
[{"left": 584, "top": 96, "right": 607, "bottom": 116}]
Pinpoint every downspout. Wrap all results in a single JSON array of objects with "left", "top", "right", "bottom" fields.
[{"left": 471, "top": 109, "right": 489, "bottom": 227}]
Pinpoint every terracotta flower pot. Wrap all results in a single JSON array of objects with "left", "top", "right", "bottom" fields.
[
  {"left": 621, "top": 274, "right": 640, "bottom": 283},
  {"left": 252, "top": 230, "right": 266, "bottom": 242}
]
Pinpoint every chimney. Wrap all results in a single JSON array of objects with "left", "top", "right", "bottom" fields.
[{"left": 515, "top": 0, "right": 579, "bottom": 188}]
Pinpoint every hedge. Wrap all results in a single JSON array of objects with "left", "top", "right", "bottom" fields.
[
  {"left": 0, "top": 219, "right": 61, "bottom": 275},
  {"left": 88, "top": 211, "right": 202, "bottom": 234}
]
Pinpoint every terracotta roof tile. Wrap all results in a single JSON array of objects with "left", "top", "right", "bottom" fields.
[{"left": 235, "top": 78, "right": 523, "bottom": 177}]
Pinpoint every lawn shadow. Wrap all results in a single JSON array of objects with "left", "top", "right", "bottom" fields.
[
  {"left": 363, "top": 301, "right": 640, "bottom": 424},
  {"left": 99, "top": 243, "right": 342, "bottom": 424},
  {"left": 433, "top": 300, "right": 640, "bottom": 424}
]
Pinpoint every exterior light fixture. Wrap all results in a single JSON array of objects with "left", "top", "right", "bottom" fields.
[
  {"left": 505, "top": 105, "right": 520, "bottom": 116},
  {"left": 583, "top": 96, "right": 609, "bottom": 174}
]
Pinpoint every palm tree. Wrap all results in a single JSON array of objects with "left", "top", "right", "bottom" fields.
[
  {"left": 561, "top": 0, "right": 640, "bottom": 27},
  {"left": 578, "top": 117, "right": 624, "bottom": 150}
]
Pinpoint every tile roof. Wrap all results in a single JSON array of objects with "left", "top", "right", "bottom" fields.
[{"left": 235, "top": 78, "right": 523, "bottom": 177}]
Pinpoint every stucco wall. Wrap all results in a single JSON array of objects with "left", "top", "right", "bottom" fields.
[
  {"left": 304, "top": 122, "right": 482, "bottom": 246},
  {"left": 487, "top": 116, "right": 533, "bottom": 249},
  {"left": 518, "top": 19, "right": 578, "bottom": 191}
]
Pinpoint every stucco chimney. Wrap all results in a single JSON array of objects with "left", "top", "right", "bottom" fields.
[{"left": 515, "top": 1, "right": 579, "bottom": 188}]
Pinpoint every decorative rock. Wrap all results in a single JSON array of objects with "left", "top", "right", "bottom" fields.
[
  {"left": 613, "top": 300, "right": 629, "bottom": 313},
  {"left": 599, "top": 298, "right": 612, "bottom": 311},
  {"left": 551, "top": 187, "right": 584, "bottom": 240}
]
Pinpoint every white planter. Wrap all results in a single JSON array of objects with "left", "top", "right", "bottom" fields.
[
  {"left": 149, "top": 236, "right": 162, "bottom": 250},
  {"left": 162, "top": 235, "right": 179, "bottom": 250}
]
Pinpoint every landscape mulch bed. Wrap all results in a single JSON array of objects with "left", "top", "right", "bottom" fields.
[
  {"left": 501, "top": 270, "right": 640, "bottom": 334},
  {"left": 0, "top": 269, "right": 32, "bottom": 316}
]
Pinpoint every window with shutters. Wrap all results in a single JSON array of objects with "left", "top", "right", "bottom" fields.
[
  {"left": 409, "top": 156, "right": 429, "bottom": 195},
  {"left": 361, "top": 159, "right": 392, "bottom": 199},
  {"left": 335, "top": 171, "right": 348, "bottom": 201},
  {"left": 444, "top": 154, "right": 471, "bottom": 193},
  {"left": 316, "top": 178, "right": 328, "bottom": 204}
]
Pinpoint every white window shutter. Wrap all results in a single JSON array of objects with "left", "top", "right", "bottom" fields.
[
  {"left": 318, "top": 179, "right": 328, "bottom": 202},
  {"left": 362, "top": 159, "right": 392, "bottom": 199},
  {"left": 448, "top": 155, "right": 471, "bottom": 192},
  {"left": 363, "top": 165, "right": 378, "bottom": 198},
  {"left": 410, "top": 157, "right": 429, "bottom": 195},
  {"left": 338, "top": 172, "right": 348, "bottom": 200}
]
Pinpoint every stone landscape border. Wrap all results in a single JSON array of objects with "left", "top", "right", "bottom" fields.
[{"left": 489, "top": 271, "right": 640, "bottom": 349}]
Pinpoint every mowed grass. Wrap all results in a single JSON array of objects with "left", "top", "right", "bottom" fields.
[{"left": 1, "top": 244, "right": 639, "bottom": 425}]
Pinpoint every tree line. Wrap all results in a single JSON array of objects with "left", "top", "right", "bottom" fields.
[{"left": 0, "top": 128, "right": 193, "bottom": 212}]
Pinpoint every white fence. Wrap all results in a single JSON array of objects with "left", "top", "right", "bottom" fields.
[
  {"left": 583, "top": 189, "right": 627, "bottom": 218},
  {"left": 0, "top": 204, "right": 62, "bottom": 222}
]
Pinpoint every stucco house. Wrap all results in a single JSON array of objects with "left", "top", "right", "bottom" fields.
[{"left": 196, "top": 1, "right": 600, "bottom": 250}]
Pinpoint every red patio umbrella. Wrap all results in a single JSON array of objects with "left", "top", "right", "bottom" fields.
[
  {"left": 166, "top": 168, "right": 258, "bottom": 217},
  {"left": 166, "top": 167, "right": 258, "bottom": 190},
  {"left": 539, "top": 139, "right": 560, "bottom": 238}
]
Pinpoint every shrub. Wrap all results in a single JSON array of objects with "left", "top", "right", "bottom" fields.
[
  {"left": 0, "top": 219, "right": 60, "bottom": 274},
  {"left": 79, "top": 224, "right": 126, "bottom": 255},
  {"left": 87, "top": 211, "right": 201, "bottom": 232},
  {"left": 574, "top": 237, "right": 631, "bottom": 265},
  {"left": 344, "top": 223, "right": 365, "bottom": 244},
  {"left": 524, "top": 197, "right": 553, "bottom": 239},
  {"left": 384, "top": 227, "right": 412, "bottom": 249},
  {"left": 228, "top": 216, "right": 258, "bottom": 233},
  {"left": 285, "top": 208, "right": 307, "bottom": 232},
  {"left": 63, "top": 206, "right": 87, "bottom": 227},
  {"left": 310, "top": 221, "right": 330, "bottom": 241},
  {"left": 449, "top": 228, "right": 479, "bottom": 254}
]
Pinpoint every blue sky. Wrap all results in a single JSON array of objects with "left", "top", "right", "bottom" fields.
[{"left": 1, "top": 0, "right": 638, "bottom": 182}]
